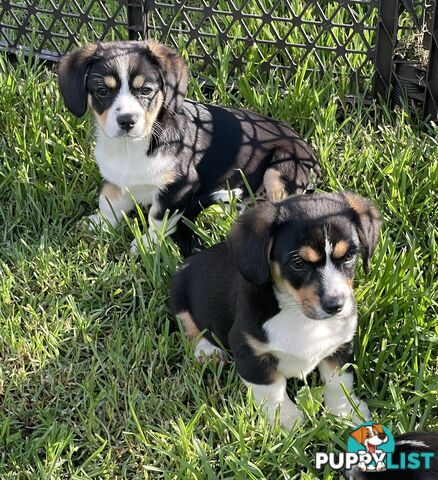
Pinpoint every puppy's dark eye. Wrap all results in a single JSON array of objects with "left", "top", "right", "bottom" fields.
[
  {"left": 344, "top": 252, "right": 355, "bottom": 263},
  {"left": 290, "top": 256, "right": 305, "bottom": 270},
  {"left": 96, "top": 87, "right": 109, "bottom": 97},
  {"left": 140, "top": 86, "right": 154, "bottom": 97}
]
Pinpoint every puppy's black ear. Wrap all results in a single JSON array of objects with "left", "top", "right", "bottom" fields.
[
  {"left": 227, "top": 203, "right": 278, "bottom": 286},
  {"left": 144, "top": 41, "right": 188, "bottom": 113},
  {"left": 343, "top": 192, "right": 381, "bottom": 273},
  {"left": 58, "top": 43, "right": 99, "bottom": 117}
]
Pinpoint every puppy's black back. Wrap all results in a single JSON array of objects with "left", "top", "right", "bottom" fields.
[{"left": 183, "top": 100, "right": 318, "bottom": 196}]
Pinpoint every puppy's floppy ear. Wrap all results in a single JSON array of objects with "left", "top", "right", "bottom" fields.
[
  {"left": 144, "top": 41, "right": 188, "bottom": 113},
  {"left": 351, "top": 426, "right": 367, "bottom": 445},
  {"left": 227, "top": 203, "right": 277, "bottom": 286},
  {"left": 343, "top": 192, "right": 381, "bottom": 273},
  {"left": 58, "top": 43, "right": 99, "bottom": 117}
]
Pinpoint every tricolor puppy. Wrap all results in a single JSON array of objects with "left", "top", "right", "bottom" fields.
[
  {"left": 171, "top": 192, "right": 380, "bottom": 429},
  {"left": 351, "top": 423, "right": 388, "bottom": 471},
  {"left": 57, "top": 40, "right": 319, "bottom": 255}
]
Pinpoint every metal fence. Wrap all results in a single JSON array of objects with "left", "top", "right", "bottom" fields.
[{"left": 0, "top": 1, "right": 437, "bottom": 118}]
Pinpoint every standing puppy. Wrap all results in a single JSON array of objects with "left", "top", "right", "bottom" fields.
[
  {"left": 171, "top": 192, "right": 380, "bottom": 428},
  {"left": 57, "top": 40, "right": 319, "bottom": 255}
]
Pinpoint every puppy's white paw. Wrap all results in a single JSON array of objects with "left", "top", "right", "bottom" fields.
[
  {"left": 147, "top": 224, "right": 160, "bottom": 244},
  {"left": 354, "top": 399, "right": 371, "bottom": 422},
  {"left": 82, "top": 213, "right": 110, "bottom": 232},
  {"left": 130, "top": 221, "right": 168, "bottom": 255},
  {"left": 326, "top": 394, "right": 370, "bottom": 422},
  {"left": 276, "top": 400, "right": 304, "bottom": 430},
  {"left": 129, "top": 234, "right": 152, "bottom": 255},
  {"left": 194, "top": 337, "right": 227, "bottom": 363}
]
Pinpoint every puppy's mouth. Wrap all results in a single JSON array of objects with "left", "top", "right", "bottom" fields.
[{"left": 116, "top": 131, "right": 145, "bottom": 139}]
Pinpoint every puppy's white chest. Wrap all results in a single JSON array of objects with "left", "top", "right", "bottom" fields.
[
  {"left": 94, "top": 133, "right": 174, "bottom": 200},
  {"left": 263, "top": 305, "right": 356, "bottom": 379}
]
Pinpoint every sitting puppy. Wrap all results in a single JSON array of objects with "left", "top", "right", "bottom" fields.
[
  {"left": 57, "top": 40, "right": 319, "bottom": 255},
  {"left": 171, "top": 192, "right": 380, "bottom": 428}
]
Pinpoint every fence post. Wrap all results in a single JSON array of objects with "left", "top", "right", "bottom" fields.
[
  {"left": 424, "top": 1, "right": 438, "bottom": 119},
  {"left": 373, "top": 0, "right": 400, "bottom": 101},
  {"left": 127, "top": 0, "right": 145, "bottom": 40}
]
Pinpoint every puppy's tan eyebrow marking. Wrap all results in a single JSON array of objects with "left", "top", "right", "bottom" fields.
[
  {"left": 132, "top": 75, "right": 145, "bottom": 89},
  {"left": 332, "top": 240, "right": 349, "bottom": 259},
  {"left": 298, "top": 245, "right": 321, "bottom": 263},
  {"left": 104, "top": 76, "right": 117, "bottom": 88}
]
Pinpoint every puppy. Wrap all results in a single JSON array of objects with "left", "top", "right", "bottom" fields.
[
  {"left": 345, "top": 432, "right": 438, "bottom": 479},
  {"left": 171, "top": 192, "right": 380, "bottom": 429},
  {"left": 57, "top": 40, "right": 319, "bottom": 255},
  {"left": 351, "top": 423, "right": 388, "bottom": 471}
]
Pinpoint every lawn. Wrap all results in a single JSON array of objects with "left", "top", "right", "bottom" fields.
[{"left": 0, "top": 14, "right": 437, "bottom": 480}]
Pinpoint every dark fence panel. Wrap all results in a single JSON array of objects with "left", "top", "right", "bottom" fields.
[
  {"left": 373, "top": 0, "right": 399, "bottom": 100},
  {"left": 0, "top": 0, "right": 129, "bottom": 62},
  {"left": 143, "top": 0, "right": 378, "bottom": 90}
]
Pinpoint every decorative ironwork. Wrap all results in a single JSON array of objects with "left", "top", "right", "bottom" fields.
[
  {"left": 0, "top": 0, "right": 128, "bottom": 62},
  {"left": 144, "top": 0, "right": 378, "bottom": 89}
]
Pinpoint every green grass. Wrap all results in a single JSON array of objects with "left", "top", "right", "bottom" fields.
[{"left": 0, "top": 40, "right": 437, "bottom": 480}]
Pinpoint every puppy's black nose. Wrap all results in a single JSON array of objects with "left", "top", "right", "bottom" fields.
[
  {"left": 117, "top": 113, "right": 137, "bottom": 131},
  {"left": 321, "top": 296, "right": 344, "bottom": 314}
]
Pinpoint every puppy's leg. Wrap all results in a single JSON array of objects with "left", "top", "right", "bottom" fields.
[
  {"left": 233, "top": 340, "right": 303, "bottom": 429},
  {"left": 131, "top": 177, "right": 198, "bottom": 252},
  {"left": 194, "top": 337, "right": 227, "bottom": 363},
  {"left": 147, "top": 202, "right": 183, "bottom": 243},
  {"left": 176, "top": 311, "right": 226, "bottom": 363},
  {"left": 87, "top": 182, "right": 134, "bottom": 229},
  {"left": 263, "top": 168, "right": 288, "bottom": 202},
  {"left": 243, "top": 375, "right": 303, "bottom": 429},
  {"left": 130, "top": 202, "right": 183, "bottom": 253},
  {"left": 265, "top": 145, "right": 320, "bottom": 198},
  {"left": 319, "top": 346, "right": 370, "bottom": 422}
]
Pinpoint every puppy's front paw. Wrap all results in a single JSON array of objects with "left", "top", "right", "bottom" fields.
[
  {"left": 81, "top": 213, "right": 109, "bottom": 232},
  {"left": 325, "top": 394, "right": 370, "bottom": 422},
  {"left": 276, "top": 400, "right": 304, "bottom": 430},
  {"left": 130, "top": 234, "right": 151, "bottom": 255},
  {"left": 353, "top": 399, "right": 371, "bottom": 423},
  {"left": 194, "top": 337, "right": 227, "bottom": 364},
  {"left": 263, "top": 397, "right": 303, "bottom": 430},
  {"left": 130, "top": 224, "right": 164, "bottom": 255}
]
